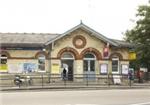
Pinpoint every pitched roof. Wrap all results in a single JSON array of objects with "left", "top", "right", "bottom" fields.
[
  {"left": 45, "top": 23, "right": 119, "bottom": 46},
  {"left": 109, "top": 39, "right": 135, "bottom": 48},
  {"left": 45, "top": 23, "right": 134, "bottom": 48},
  {"left": 0, "top": 23, "right": 133, "bottom": 48},
  {"left": 0, "top": 33, "right": 59, "bottom": 47}
]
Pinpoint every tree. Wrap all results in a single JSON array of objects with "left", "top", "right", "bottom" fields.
[{"left": 124, "top": 1, "right": 150, "bottom": 71}]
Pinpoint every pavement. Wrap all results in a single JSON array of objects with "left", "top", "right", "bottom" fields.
[
  {"left": 0, "top": 82, "right": 150, "bottom": 91},
  {"left": 1, "top": 89, "right": 150, "bottom": 105}
]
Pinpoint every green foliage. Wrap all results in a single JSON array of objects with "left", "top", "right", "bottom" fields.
[{"left": 124, "top": 2, "right": 150, "bottom": 71}]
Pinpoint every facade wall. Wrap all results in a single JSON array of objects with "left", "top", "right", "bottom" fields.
[
  {"left": 8, "top": 50, "right": 38, "bottom": 58},
  {"left": 51, "top": 29, "right": 105, "bottom": 58},
  {"left": 49, "top": 29, "right": 129, "bottom": 76},
  {"left": 0, "top": 29, "right": 130, "bottom": 77},
  {"left": 0, "top": 50, "right": 49, "bottom": 73}
]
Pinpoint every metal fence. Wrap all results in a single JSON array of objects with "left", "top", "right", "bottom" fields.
[{"left": 0, "top": 73, "right": 150, "bottom": 89}]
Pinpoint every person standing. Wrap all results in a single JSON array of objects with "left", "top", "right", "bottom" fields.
[{"left": 63, "top": 68, "right": 67, "bottom": 80}]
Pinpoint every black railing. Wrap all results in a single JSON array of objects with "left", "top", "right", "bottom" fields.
[{"left": 0, "top": 73, "right": 150, "bottom": 89}]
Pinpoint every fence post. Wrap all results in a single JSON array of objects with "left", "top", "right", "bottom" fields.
[
  {"left": 41, "top": 74, "right": 44, "bottom": 88},
  {"left": 48, "top": 73, "right": 51, "bottom": 83},
  {"left": 64, "top": 78, "right": 66, "bottom": 86},
  {"left": 108, "top": 74, "right": 110, "bottom": 87},
  {"left": 86, "top": 74, "right": 88, "bottom": 86}
]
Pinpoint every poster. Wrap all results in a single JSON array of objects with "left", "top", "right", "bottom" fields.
[
  {"left": 23, "top": 63, "right": 37, "bottom": 73},
  {"left": 121, "top": 64, "right": 129, "bottom": 74},
  {"left": 51, "top": 63, "right": 60, "bottom": 74},
  {"left": 100, "top": 64, "right": 108, "bottom": 74},
  {"left": 8, "top": 63, "right": 23, "bottom": 73},
  {"left": 0, "top": 64, "right": 8, "bottom": 72}
]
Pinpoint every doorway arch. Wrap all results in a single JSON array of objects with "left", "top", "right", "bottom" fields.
[
  {"left": 83, "top": 53, "right": 96, "bottom": 80},
  {"left": 61, "top": 52, "right": 74, "bottom": 81}
]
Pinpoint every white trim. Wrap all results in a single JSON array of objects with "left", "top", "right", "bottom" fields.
[
  {"left": 0, "top": 57, "right": 7, "bottom": 59},
  {"left": 112, "top": 57, "right": 120, "bottom": 74},
  {"left": 45, "top": 23, "right": 118, "bottom": 46}
]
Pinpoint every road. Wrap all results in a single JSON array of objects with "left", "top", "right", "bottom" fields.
[{"left": 0, "top": 89, "right": 150, "bottom": 105}]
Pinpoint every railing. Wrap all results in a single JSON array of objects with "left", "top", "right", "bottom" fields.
[{"left": 0, "top": 73, "right": 150, "bottom": 89}]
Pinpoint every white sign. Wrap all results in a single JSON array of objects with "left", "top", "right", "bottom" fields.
[
  {"left": 121, "top": 65, "right": 129, "bottom": 74},
  {"left": 100, "top": 64, "right": 108, "bottom": 74}
]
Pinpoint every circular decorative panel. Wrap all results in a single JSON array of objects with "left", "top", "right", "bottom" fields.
[{"left": 73, "top": 35, "right": 86, "bottom": 49}]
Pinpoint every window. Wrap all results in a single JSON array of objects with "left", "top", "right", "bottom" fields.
[
  {"left": 1, "top": 55, "right": 7, "bottom": 64},
  {"left": 38, "top": 54, "right": 45, "bottom": 71},
  {"left": 83, "top": 53, "right": 95, "bottom": 72},
  {"left": 112, "top": 58, "right": 119, "bottom": 73},
  {"left": 61, "top": 52, "right": 74, "bottom": 60}
]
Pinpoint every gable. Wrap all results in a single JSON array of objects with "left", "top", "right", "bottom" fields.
[{"left": 45, "top": 23, "right": 119, "bottom": 47}]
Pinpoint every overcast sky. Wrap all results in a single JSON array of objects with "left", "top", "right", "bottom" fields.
[{"left": 0, "top": 0, "right": 149, "bottom": 40}]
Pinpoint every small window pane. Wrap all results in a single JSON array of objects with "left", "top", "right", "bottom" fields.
[
  {"left": 62, "top": 53, "right": 73, "bottom": 58},
  {"left": 0, "top": 55, "right": 7, "bottom": 64},
  {"left": 84, "top": 54, "right": 94, "bottom": 58},
  {"left": 112, "top": 60, "right": 118, "bottom": 72},
  {"left": 90, "top": 61, "right": 95, "bottom": 71},
  {"left": 38, "top": 54, "right": 45, "bottom": 71},
  {"left": 84, "top": 60, "right": 88, "bottom": 71}
]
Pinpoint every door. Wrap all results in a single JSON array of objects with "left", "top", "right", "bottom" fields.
[
  {"left": 83, "top": 53, "right": 96, "bottom": 80},
  {"left": 61, "top": 60, "right": 74, "bottom": 81},
  {"left": 61, "top": 52, "right": 74, "bottom": 81}
]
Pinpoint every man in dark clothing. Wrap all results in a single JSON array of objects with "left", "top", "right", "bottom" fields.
[{"left": 63, "top": 68, "right": 67, "bottom": 80}]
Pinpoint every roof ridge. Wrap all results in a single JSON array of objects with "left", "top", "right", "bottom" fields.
[{"left": 0, "top": 32, "right": 60, "bottom": 35}]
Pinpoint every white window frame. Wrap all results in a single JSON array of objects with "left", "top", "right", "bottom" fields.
[
  {"left": 112, "top": 57, "right": 119, "bottom": 74},
  {"left": 38, "top": 55, "right": 46, "bottom": 72}
]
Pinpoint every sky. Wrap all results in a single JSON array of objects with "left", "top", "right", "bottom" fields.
[{"left": 0, "top": 0, "right": 149, "bottom": 40}]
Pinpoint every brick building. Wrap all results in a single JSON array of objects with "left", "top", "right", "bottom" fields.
[{"left": 0, "top": 23, "right": 133, "bottom": 81}]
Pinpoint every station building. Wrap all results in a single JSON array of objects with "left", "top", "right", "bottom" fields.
[{"left": 0, "top": 23, "right": 133, "bottom": 81}]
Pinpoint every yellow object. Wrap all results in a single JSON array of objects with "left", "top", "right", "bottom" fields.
[
  {"left": 0, "top": 64, "right": 8, "bottom": 72},
  {"left": 51, "top": 63, "right": 60, "bottom": 73},
  {"left": 129, "top": 52, "right": 136, "bottom": 60}
]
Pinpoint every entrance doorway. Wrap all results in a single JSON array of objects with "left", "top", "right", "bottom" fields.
[
  {"left": 83, "top": 53, "right": 96, "bottom": 80},
  {"left": 61, "top": 52, "right": 74, "bottom": 81}
]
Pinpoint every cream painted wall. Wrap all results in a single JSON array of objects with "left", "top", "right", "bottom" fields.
[
  {"left": 75, "top": 60, "right": 83, "bottom": 74},
  {"left": 51, "top": 29, "right": 105, "bottom": 57},
  {"left": 50, "top": 28, "right": 129, "bottom": 75},
  {"left": 4, "top": 29, "right": 130, "bottom": 75},
  {"left": 51, "top": 29, "right": 129, "bottom": 60},
  {"left": 8, "top": 50, "right": 39, "bottom": 58},
  {"left": 111, "top": 48, "right": 129, "bottom": 59}
]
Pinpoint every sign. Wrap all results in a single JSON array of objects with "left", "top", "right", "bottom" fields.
[
  {"left": 0, "top": 64, "right": 8, "bottom": 72},
  {"left": 51, "top": 63, "right": 60, "bottom": 74},
  {"left": 121, "top": 64, "right": 129, "bottom": 74},
  {"left": 100, "top": 64, "right": 108, "bottom": 74},
  {"left": 103, "top": 43, "right": 109, "bottom": 58},
  {"left": 23, "top": 63, "right": 37, "bottom": 73},
  {"left": 113, "top": 75, "right": 121, "bottom": 84},
  {"left": 129, "top": 52, "right": 136, "bottom": 60}
]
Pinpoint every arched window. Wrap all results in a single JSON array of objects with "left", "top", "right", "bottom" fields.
[
  {"left": 84, "top": 53, "right": 95, "bottom": 59},
  {"left": 61, "top": 52, "right": 74, "bottom": 60},
  {"left": 0, "top": 54, "right": 7, "bottom": 64},
  {"left": 38, "top": 54, "right": 46, "bottom": 72},
  {"left": 83, "top": 53, "right": 96, "bottom": 72}
]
